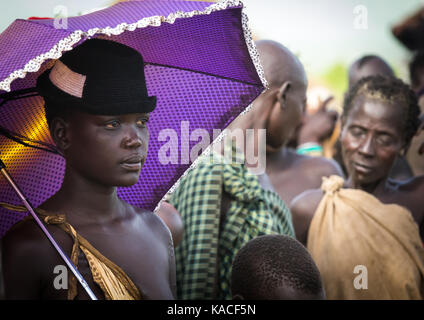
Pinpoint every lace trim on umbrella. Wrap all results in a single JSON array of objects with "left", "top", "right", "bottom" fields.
[
  {"left": 0, "top": 0, "right": 267, "bottom": 92},
  {"left": 153, "top": 2, "right": 269, "bottom": 210},
  {"left": 155, "top": 102, "right": 255, "bottom": 211}
]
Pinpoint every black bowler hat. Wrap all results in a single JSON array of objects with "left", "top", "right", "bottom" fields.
[{"left": 36, "top": 38, "right": 156, "bottom": 115}]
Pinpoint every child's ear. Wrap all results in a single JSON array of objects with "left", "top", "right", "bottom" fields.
[
  {"left": 232, "top": 294, "right": 245, "bottom": 300},
  {"left": 49, "top": 117, "right": 71, "bottom": 153}
]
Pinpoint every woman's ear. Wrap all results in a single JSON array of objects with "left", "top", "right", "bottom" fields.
[{"left": 49, "top": 117, "right": 71, "bottom": 153}]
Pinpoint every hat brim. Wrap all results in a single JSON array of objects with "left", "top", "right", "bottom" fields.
[{"left": 36, "top": 68, "right": 157, "bottom": 115}]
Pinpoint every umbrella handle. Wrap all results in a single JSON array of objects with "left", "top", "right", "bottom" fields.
[{"left": 0, "top": 158, "right": 98, "bottom": 300}]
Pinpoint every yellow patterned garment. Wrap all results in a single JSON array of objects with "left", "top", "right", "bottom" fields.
[
  {"left": 1, "top": 202, "right": 141, "bottom": 300},
  {"left": 307, "top": 176, "right": 424, "bottom": 300}
]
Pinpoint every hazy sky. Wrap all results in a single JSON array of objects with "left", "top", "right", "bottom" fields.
[
  {"left": 1, "top": 0, "right": 423, "bottom": 78},
  {"left": 241, "top": 0, "right": 423, "bottom": 77}
]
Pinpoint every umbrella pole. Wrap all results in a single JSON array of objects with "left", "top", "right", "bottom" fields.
[{"left": 0, "top": 158, "right": 98, "bottom": 300}]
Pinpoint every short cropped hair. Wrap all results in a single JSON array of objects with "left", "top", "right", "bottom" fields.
[
  {"left": 231, "top": 235, "right": 323, "bottom": 299},
  {"left": 343, "top": 75, "right": 420, "bottom": 146}
]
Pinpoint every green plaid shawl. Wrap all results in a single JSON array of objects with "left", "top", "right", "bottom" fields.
[{"left": 170, "top": 144, "right": 295, "bottom": 300}]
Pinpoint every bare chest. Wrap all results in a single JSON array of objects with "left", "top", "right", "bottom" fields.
[
  {"left": 79, "top": 227, "right": 173, "bottom": 299},
  {"left": 41, "top": 222, "right": 173, "bottom": 300}
]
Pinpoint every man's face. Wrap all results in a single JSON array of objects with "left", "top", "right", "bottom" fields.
[
  {"left": 65, "top": 111, "right": 150, "bottom": 187},
  {"left": 266, "top": 78, "right": 307, "bottom": 148},
  {"left": 341, "top": 95, "right": 404, "bottom": 187}
]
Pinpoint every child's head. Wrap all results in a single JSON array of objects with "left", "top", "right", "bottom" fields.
[
  {"left": 36, "top": 39, "right": 156, "bottom": 187},
  {"left": 231, "top": 235, "right": 325, "bottom": 300}
]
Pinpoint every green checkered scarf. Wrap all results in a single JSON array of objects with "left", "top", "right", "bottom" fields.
[{"left": 170, "top": 143, "right": 295, "bottom": 300}]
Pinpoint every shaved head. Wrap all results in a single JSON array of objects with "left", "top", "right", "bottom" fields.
[
  {"left": 348, "top": 55, "right": 394, "bottom": 89},
  {"left": 256, "top": 40, "right": 307, "bottom": 88},
  {"left": 228, "top": 40, "right": 307, "bottom": 150}
]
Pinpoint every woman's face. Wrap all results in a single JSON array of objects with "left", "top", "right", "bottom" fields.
[
  {"left": 341, "top": 95, "right": 404, "bottom": 187},
  {"left": 65, "top": 111, "right": 150, "bottom": 187}
]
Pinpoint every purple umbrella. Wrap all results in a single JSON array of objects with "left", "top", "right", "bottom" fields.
[{"left": 0, "top": 0, "right": 266, "bottom": 237}]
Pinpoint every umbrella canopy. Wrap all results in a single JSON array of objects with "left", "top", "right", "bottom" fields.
[{"left": 0, "top": 0, "right": 266, "bottom": 237}]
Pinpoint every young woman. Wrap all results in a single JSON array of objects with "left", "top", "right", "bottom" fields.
[{"left": 1, "top": 39, "right": 176, "bottom": 300}]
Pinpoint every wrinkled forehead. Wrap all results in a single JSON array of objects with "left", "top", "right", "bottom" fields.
[{"left": 345, "top": 94, "right": 404, "bottom": 129}]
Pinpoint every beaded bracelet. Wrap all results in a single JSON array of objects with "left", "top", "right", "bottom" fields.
[{"left": 296, "top": 142, "right": 323, "bottom": 156}]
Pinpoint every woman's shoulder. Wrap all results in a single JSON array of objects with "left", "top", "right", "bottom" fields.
[
  {"left": 290, "top": 188, "right": 325, "bottom": 214},
  {"left": 289, "top": 188, "right": 324, "bottom": 245}
]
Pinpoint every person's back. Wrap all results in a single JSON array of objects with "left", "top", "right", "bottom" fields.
[
  {"left": 171, "top": 139, "right": 294, "bottom": 300},
  {"left": 231, "top": 235, "right": 325, "bottom": 300},
  {"left": 267, "top": 148, "right": 343, "bottom": 205},
  {"left": 1, "top": 39, "right": 176, "bottom": 300}
]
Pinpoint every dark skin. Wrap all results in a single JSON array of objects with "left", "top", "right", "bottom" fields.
[
  {"left": 156, "top": 201, "right": 184, "bottom": 248},
  {"left": 233, "top": 285, "right": 325, "bottom": 300},
  {"left": 1, "top": 111, "right": 176, "bottom": 299},
  {"left": 348, "top": 57, "right": 394, "bottom": 90},
  {"left": 291, "top": 95, "right": 424, "bottom": 245},
  {"left": 265, "top": 285, "right": 325, "bottom": 300},
  {"left": 266, "top": 148, "right": 343, "bottom": 206},
  {"left": 252, "top": 40, "right": 343, "bottom": 206},
  {"left": 344, "top": 56, "right": 414, "bottom": 181}
]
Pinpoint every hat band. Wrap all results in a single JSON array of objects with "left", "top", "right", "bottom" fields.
[{"left": 49, "top": 60, "right": 86, "bottom": 98}]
